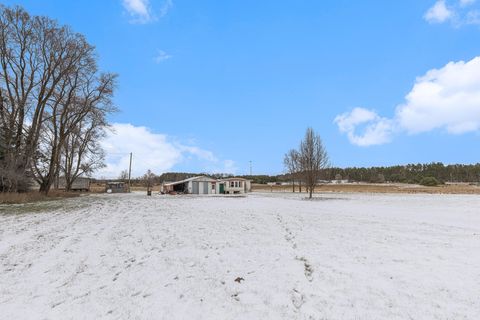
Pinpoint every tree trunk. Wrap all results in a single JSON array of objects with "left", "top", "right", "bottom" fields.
[
  {"left": 66, "top": 180, "right": 72, "bottom": 192},
  {"left": 39, "top": 180, "right": 52, "bottom": 194}
]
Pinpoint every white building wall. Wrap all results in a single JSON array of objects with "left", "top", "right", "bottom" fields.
[
  {"left": 245, "top": 180, "right": 251, "bottom": 192},
  {"left": 187, "top": 181, "right": 193, "bottom": 193},
  {"left": 188, "top": 178, "right": 217, "bottom": 194}
]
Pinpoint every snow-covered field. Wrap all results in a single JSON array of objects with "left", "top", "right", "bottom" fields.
[{"left": 1, "top": 192, "right": 479, "bottom": 319}]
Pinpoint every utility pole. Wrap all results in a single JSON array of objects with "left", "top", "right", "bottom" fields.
[
  {"left": 249, "top": 160, "right": 252, "bottom": 176},
  {"left": 128, "top": 152, "right": 132, "bottom": 193}
]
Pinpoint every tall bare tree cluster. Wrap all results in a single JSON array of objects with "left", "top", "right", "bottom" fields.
[
  {"left": 0, "top": 6, "right": 116, "bottom": 193},
  {"left": 284, "top": 127, "right": 329, "bottom": 198}
]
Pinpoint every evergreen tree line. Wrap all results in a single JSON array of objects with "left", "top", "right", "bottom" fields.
[
  {"left": 320, "top": 163, "right": 480, "bottom": 184},
  {"left": 253, "top": 162, "right": 480, "bottom": 185}
]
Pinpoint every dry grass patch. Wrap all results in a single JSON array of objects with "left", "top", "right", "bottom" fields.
[
  {"left": 253, "top": 183, "right": 480, "bottom": 195},
  {"left": 0, "top": 191, "right": 81, "bottom": 204}
]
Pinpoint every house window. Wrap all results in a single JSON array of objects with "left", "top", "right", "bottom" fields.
[
  {"left": 239, "top": 181, "right": 243, "bottom": 188},
  {"left": 230, "top": 181, "right": 234, "bottom": 187}
]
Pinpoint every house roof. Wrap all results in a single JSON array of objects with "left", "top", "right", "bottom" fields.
[
  {"left": 219, "top": 177, "right": 249, "bottom": 181},
  {"left": 163, "top": 176, "right": 216, "bottom": 186}
]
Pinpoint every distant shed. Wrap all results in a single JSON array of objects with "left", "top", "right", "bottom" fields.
[
  {"left": 57, "top": 177, "right": 91, "bottom": 191},
  {"left": 105, "top": 182, "right": 128, "bottom": 193}
]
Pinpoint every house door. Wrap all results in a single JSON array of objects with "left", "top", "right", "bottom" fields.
[
  {"left": 219, "top": 183, "right": 224, "bottom": 194},
  {"left": 192, "top": 182, "right": 199, "bottom": 194}
]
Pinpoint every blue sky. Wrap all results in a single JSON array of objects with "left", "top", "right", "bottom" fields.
[{"left": 4, "top": 0, "right": 480, "bottom": 177}]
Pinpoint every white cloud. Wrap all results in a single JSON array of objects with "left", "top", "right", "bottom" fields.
[
  {"left": 336, "top": 56, "right": 480, "bottom": 146},
  {"left": 425, "top": 0, "right": 453, "bottom": 23},
  {"left": 334, "top": 108, "right": 395, "bottom": 147},
  {"left": 424, "top": 0, "right": 480, "bottom": 25},
  {"left": 122, "top": 0, "right": 173, "bottom": 24},
  {"left": 98, "top": 123, "right": 235, "bottom": 178},
  {"left": 397, "top": 57, "right": 480, "bottom": 134},
  {"left": 154, "top": 50, "right": 172, "bottom": 63},
  {"left": 123, "top": 0, "right": 153, "bottom": 23}
]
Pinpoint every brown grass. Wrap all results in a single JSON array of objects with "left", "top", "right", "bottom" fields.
[
  {"left": 89, "top": 183, "right": 107, "bottom": 193},
  {"left": 252, "top": 183, "right": 480, "bottom": 195},
  {"left": 89, "top": 183, "right": 162, "bottom": 193},
  {"left": 0, "top": 190, "right": 81, "bottom": 204}
]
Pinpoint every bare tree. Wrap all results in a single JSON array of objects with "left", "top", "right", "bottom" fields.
[
  {"left": 142, "top": 169, "right": 155, "bottom": 194},
  {"left": 284, "top": 149, "right": 300, "bottom": 192},
  {"left": 118, "top": 170, "right": 129, "bottom": 182},
  {"left": 1, "top": 8, "right": 91, "bottom": 187},
  {"left": 298, "top": 127, "right": 329, "bottom": 199},
  {"left": 0, "top": 6, "right": 39, "bottom": 191},
  {"left": 33, "top": 71, "right": 116, "bottom": 193},
  {"left": 0, "top": 5, "right": 116, "bottom": 193},
  {"left": 61, "top": 116, "right": 106, "bottom": 191}
]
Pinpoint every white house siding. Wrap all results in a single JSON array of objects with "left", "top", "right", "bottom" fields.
[{"left": 218, "top": 179, "right": 250, "bottom": 194}]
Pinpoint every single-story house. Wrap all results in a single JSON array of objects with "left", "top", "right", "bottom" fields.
[
  {"left": 217, "top": 177, "right": 251, "bottom": 194},
  {"left": 162, "top": 176, "right": 251, "bottom": 195}
]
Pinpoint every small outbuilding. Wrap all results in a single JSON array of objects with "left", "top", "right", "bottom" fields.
[
  {"left": 105, "top": 181, "right": 128, "bottom": 193},
  {"left": 57, "top": 177, "right": 91, "bottom": 191}
]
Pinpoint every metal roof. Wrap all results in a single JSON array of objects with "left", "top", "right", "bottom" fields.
[
  {"left": 218, "top": 177, "right": 249, "bottom": 181},
  {"left": 163, "top": 176, "right": 216, "bottom": 186}
]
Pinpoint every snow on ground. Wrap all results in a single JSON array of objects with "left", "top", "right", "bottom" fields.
[{"left": 0, "top": 192, "right": 479, "bottom": 319}]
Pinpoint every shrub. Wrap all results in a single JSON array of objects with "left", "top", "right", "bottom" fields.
[{"left": 419, "top": 177, "right": 440, "bottom": 187}]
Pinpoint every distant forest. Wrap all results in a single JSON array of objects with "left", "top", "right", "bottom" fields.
[
  {"left": 124, "top": 162, "right": 480, "bottom": 185},
  {"left": 317, "top": 163, "right": 480, "bottom": 184}
]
